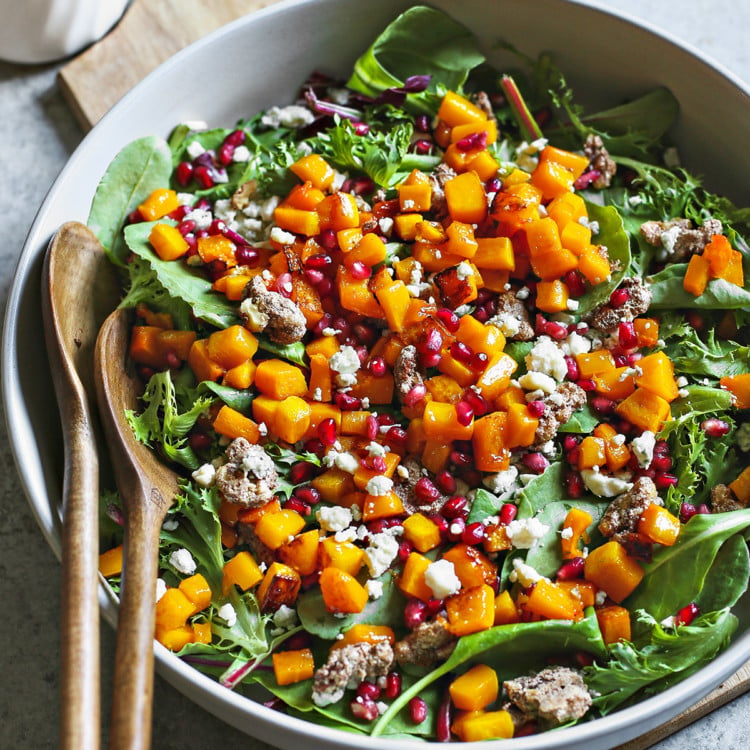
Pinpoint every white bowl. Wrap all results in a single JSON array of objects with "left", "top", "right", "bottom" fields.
[{"left": 4, "top": 0, "right": 750, "bottom": 747}]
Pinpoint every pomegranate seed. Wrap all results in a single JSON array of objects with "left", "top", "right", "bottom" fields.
[
  {"left": 411, "top": 138, "right": 434, "bottom": 155},
  {"left": 364, "top": 356, "right": 386, "bottom": 378},
  {"left": 176, "top": 160, "right": 194, "bottom": 186},
  {"left": 564, "top": 269, "right": 587, "bottom": 297},
  {"left": 225, "top": 128, "right": 246, "bottom": 147},
  {"left": 473, "top": 307, "right": 489, "bottom": 323},
  {"left": 218, "top": 141, "right": 235, "bottom": 165},
  {"left": 696, "top": 503, "right": 711, "bottom": 515},
  {"left": 565, "top": 356, "right": 581, "bottom": 381},
  {"left": 350, "top": 696, "right": 379, "bottom": 722},
  {"left": 522, "top": 452, "right": 550, "bottom": 473},
  {"left": 385, "top": 672, "right": 402, "bottom": 699},
  {"left": 408, "top": 696, "right": 428, "bottom": 724},
  {"left": 334, "top": 392, "right": 362, "bottom": 411},
  {"left": 470, "top": 351, "right": 489, "bottom": 372},
  {"left": 193, "top": 164, "right": 214, "bottom": 189},
  {"left": 556, "top": 557, "right": 585, "bottom": 580},
  {"left": 305, "top": 253, "right": 333, "bottom": 270},
  {"left": 365, "top": 415, "right": 379, "bottom": 441},
  {"left": 618, "top": 321, "right": 638, "bottom": 350},
  {"left": 188, "top": 431, "right": 212, "bottom": 452},
  {"left": 317, "top": 277, "right": 333, "bottom": 296},
  {"left": 591, "top": 395, "right": 616, "bottom": 415},
  {"left": 680, "top": 502, "right": 698, "bottom": 523},
  {"left": 701, "top": 417, "right": 731, "bottom": 437},
  {"left": 348, "top": 260, "right": 371, "bottom": 279},
  {"left": 499, "top": 503, "right": 517, "bottom": 525},
  {"left": 420, "top": 351, "right": 442, "bottom": 368},
  {"left": 574, "top": 169, "right": 601, "bottom": 189},
  {"left": 450, "top": 450, "right": 472, "bottom": 468},
  {"left": 414, "top": 477, "right": 441, "bottom": 504},
  {"left": 650, "top": 455, "right": 672, "bottom": 472},
  {"left": 610, "top": 288, "right": 630, "bottom": 308},
  {"left": 365, "top": 454, "right": 388, "bottom": 474},
  {"left": 366, "top": 517, "right": 402, "bottom": 534},
  {"left": 317, "top": 417, "right": 338, "bottom": 446},
  {"left": 462, "top": 521, "right": 485, "bottom": 545},
  {"left": 456, "top": 131, "right": 487, "bottom": 152},
  {"left": 653, "top": 440, "right": 670, "bottom": 456},
  {"left": 441, "top": 495, "right": 468, "bottom": 519},
  {"left": 177, "top": 219, "right": 196, "bottom": 237},
  {"left": 428, "top": 513, "right": 449, "bottom": 536},
  {"left": 563, "top": 435, "right": 580, "bottom": 453},
  {"left": 566, "top": 444, "right": 581, "bottom": 466},
  {"left": 289, "top": 461, "right": 316, "bottom": 484},
  {"left": 304, "top": 268, "right": 325, "bottom": 285},
  {"left": 403, "top": 384, "right": 427, "bottom": 408},
  {"left": 655, "top": 472, "right": 679, "bottom": 489},
  {"left": 436, "top": 689, "right": 452, "bottom": 742},
  {"left": 436, "top": 307, "right": 460, "bottom": 332},
  {"left": 283, "top": 497, "right": 311, "bottom": 516},
  {"left": 353, "top": 121, "right": 370, "bottom": 135},
  {"left": 462, "top": 388, "right": 488, "bottom": 416},
  {"left": 397, "top": 539, "right": 413, "bottom": 562},
  {"left": 577, "top": 378, "right": 596, "bottom": 392},
  {"left": 434, "top": 470, "right": 457, "bottom": 494},
  {"left": 356, "top": 681, "right": 382, "bottom": 701},
  {"left": 450, "top": 341, "right": 473, "bottom": 364},
  {"left": 301, "top": 571, "right": 321, "bottom": 590},
  {"left": 675, "top": 602, "right": 701, "bottom": 627},
  {"left": 294, "top": 486, "right": 320, "bottom": 505},
  {"left": 447, "top": 516, "right": 466, "bottom": 541},
  {"left": 237, "top": 245, "right": 261, "bottom": 267},
  {"left": 404, "top": 599, "right": 428, "bottom": 629},
  {"left": 455, "top": 401, "right": 474, "bottom": 426},
  {"left": 527, "top": 400, "right": 546, "bottom": 418},
  {"left": 385, "top": 425, "right": 408, "bottom": 447},
  {"left": 565, "top": 470, "right": 585, "bottom": 498},
  {"left": 417, "top": 328, "right": 443, "bottom": 354},
  {"left": 302, "top": 438, "right": 325, "bottom": 457}
]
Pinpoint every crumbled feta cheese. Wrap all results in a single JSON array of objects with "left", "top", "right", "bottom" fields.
[
  {"left": 506, "top": 517, "right": 550, "bottom": 549},
  {"left": 424, "top": 559, "right": 462, "bottom": 599},
  {"left": 241, "top": 452, "right": 271, "bottom": 479},
  {"left": 509, "top": 558, "right": 547, "bottom": 587},
  {"left": 155, "top": 578, "right": 167, "bottom": 603},
  {"left": 660, "top": 615, "right": 676, "bottom": 629},
  {"left": 330, "top": 345, "right": 361, "bottom": 388},
  {"left": 365, "top": 475, "right": 394, "bottom": 496},
  {"left": 316, "top": 505, "right": 353, "bottom": 533},
  {"left": 334, "top": 526, "right": 358, "bottom": 543},
  {"left": 366, "top": 579, "right": 384, "bottom": 600},
  {"left": 269, "top": 226, "right": 296, "bottom": 246},
  {"left": 333, "top": 451, "right": 360, "bottom": 475},
  {"left": 169, "top": 548, "right": 197, "bottom": 576},
  {"left": 518, "top": 370, "right": 557, "bottom": 394},
  {"left": 260, "top": 104, "right": 315, "bottom": 129},
  {"left": 232, "top": 145, "right": 251, "bottom": 162},
  {"left": 560, "top": 526, "right": 574, "bottom": 540},
  {"left": 366, "top": 441, "right": 388, "bottom": 457},
  {"left": 186, "top": 140, "right": 206, "bottom": 159},
  {"left": 631, "top": 430, "right": 656, "bottom": 469},
  {"left": 580, "top": 469, "right": 633, "bottom": 497},
  {"left": 185, "top": 207, "right": 212, "bottom": 230},
  {"left": 272, "top": 604, "right": 298, "bottom": 630},
  {"left": 218, "top": 602, "right": 237, "bottom": 627},
  {"left": 483, "top": 466, "right": 519, "bottom": 495},
  {"left": 566, "top": 299, "right": 580, "bottom": 312},
  {"left": 396, "top": 464, "right": 410, "bottom": 479},
  {"left": 312, "top": 387, "right": 323, "bottom": 402},
  {"left": 516, "top": 286, "right": 530, "bottom": 300},
  {"left": 364, "top": 531, "right": 401, "bottom": 577},
  {"left": 455, "top": 261, "right": 474, "bottom": 280},
  {"left": 161, "top": 516, "right": 179, "bottom": 532},
  {"left": 489, "top": 311, "right": 522, "bottom": 337},
  {"left": 676, "top": 376, "right": 689, "bottom": 388},
  {"left": 525, "top": 336, "right": 568, "bottom": 382},
  {"left": 595, "top": 589, "right": 608, "bottom": 606}
]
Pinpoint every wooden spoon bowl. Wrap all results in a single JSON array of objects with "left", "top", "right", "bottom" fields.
[{"left": 94, "top": 306, "right": 180, "bottom": 750}]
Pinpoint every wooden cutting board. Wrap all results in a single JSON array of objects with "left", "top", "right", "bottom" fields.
[{"left": 57, "top": 0, "right": 750, "bottom": 746}]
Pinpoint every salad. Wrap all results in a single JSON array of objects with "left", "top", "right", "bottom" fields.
[{"left": 90, "top": 5, "right": 750, "bottom": 743}]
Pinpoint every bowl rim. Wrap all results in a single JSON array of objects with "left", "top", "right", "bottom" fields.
[{"left": 3, "top": 0, "right": 750, "bottom": 747}]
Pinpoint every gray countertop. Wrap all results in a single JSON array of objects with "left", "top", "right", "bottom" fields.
[{"left": 1, "top": 1, "right": 748, "bottom": 747}]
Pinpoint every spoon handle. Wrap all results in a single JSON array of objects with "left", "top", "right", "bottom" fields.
[
  {"left": 109, "top": 499, "right": 163, "bottom": 750},
  {"left": 59, "top": 421, "right": 101, "bottom": 750}
]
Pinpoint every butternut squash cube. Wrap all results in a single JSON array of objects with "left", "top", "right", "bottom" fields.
[
  {"left": 449, "top": 664, "right": 498, "bottom": 711},
  {"left": 584, "top": 540, "right": 644, "bottom": 603},
  {"left": 272, "top": 648, "right": 315, "bottom": 686},
  {"left": 254, "top": 358, "right": 308, "bottom": 399},
  {"left": 254, "top": 509, "right": 306, "bottom": 550},
  {"left": 257, "top": 562, "right": 302, "bottom": 612},
  {"left": 319, "top": 567, "right": 368, "bottom": 614},
  {"left": 222, "top": 550, "right": 264, "bottom": 596}
]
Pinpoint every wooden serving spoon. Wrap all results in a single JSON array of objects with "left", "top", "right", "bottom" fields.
[
  {"left": 42, "top": 221, "right": 121, "bottom": 750},
  {"left": 94, "top": 306, "right": 180, "bottom": 750}
]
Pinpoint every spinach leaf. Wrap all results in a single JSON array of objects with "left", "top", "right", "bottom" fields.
[
  {"left": 347, "top": 5, "right": 485, "bottom": 116},
  {"left": 515, "top": 461, "right": 567, "bottom": 517},
  {"left": 88, "top": 136, "right": 173, "bottom": 266},
  {"left": 649, "top": 264, "right": 750, "bottom": 310},
  {"left": 696, "top": 534, "right": 750, "bottom": 613},
  {"left": 123, "top": 221, "right": 239, "bottom": 329},
  {"left": 586, "top": 608, "right": 738, "bottom": 715},
  {"left": 372, "top": 612, "right": 607, "bottom": 737},
  {"left": 575, "top": 202, "right": 631, "bottom": 315},
  {"left": 626, "top": 509, "right": 750, "bottom": 621},
  {"left": 558, "top": 402, "right": 599, "bottom": 433},
  {"left": 198, "top": 381, "right": 253, "bottom": 413}
]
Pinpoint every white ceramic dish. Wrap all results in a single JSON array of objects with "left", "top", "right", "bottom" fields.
[{"left": 4, "top": 0, "right": 750, "bottom": 747}]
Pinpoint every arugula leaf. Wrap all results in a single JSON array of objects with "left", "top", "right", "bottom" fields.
[
  {"left": 123, "top": 221, "right": 239, "bottom": 329},
  {"left": 347, "top": 5, "right": 485, "bottom": 115},
  {"left": 372, "top": 612, "right": 607, "bottom": 737},
  {"left": 88, "top": 135, "right": 173, "bottom": 266},
  {"left": 126, "top": 370, "right": 213, "bottom": 470},
  {"left": 586, "top": 609, "right": 738, "bottom": 715}
]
